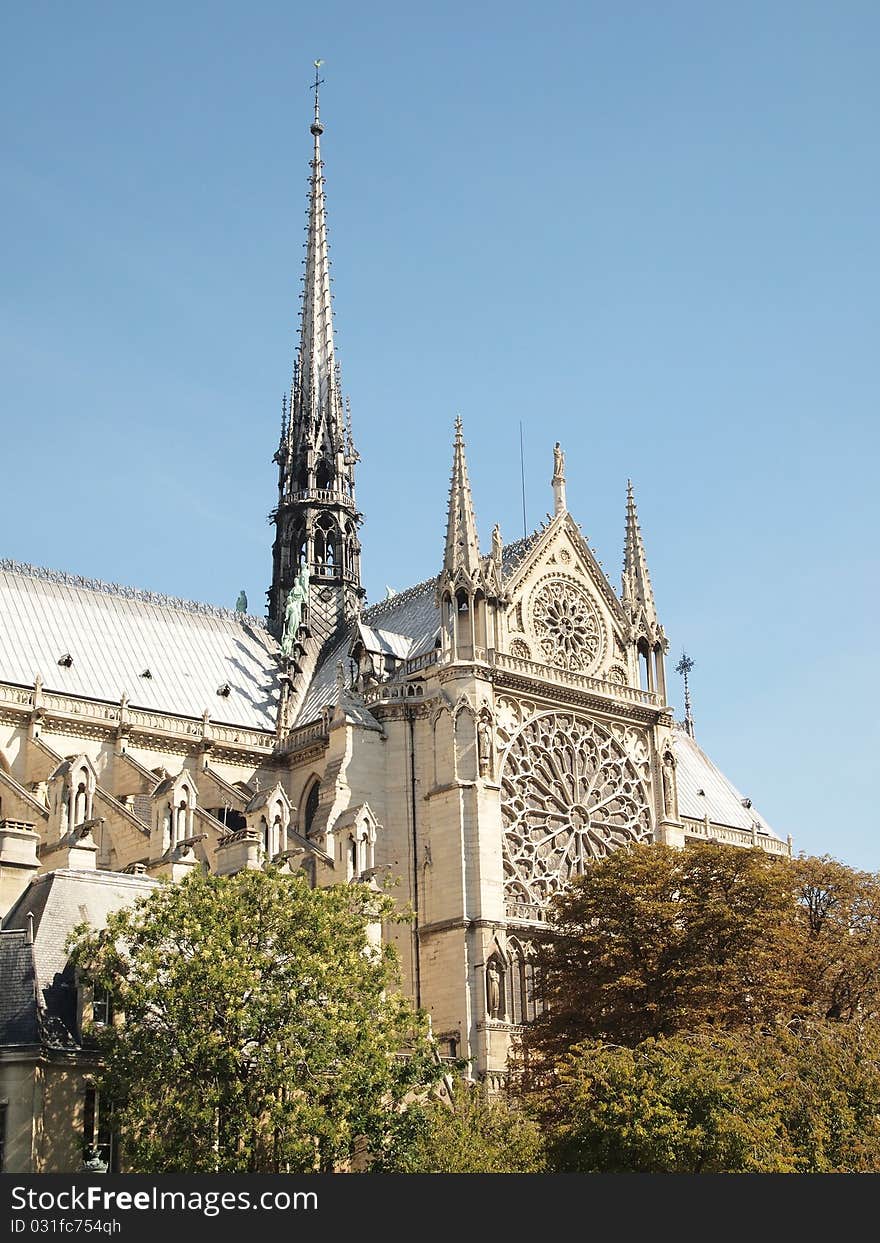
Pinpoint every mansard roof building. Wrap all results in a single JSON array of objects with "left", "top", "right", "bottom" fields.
[{"left": 0, "top": 83, "right": 788, "bottom": 1168}]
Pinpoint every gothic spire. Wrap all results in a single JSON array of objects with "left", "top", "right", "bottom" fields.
[
  {"left": 621, "top": 480, "right": 658, "bottom": 624},
  {"left": 294, "top": 64, "right": 341, "bottom": 453},
  {"left": 269, "top": 66, "right": 363, "bottom": 633},
  {"left": 441, "top": 417, "right": 483, "bottom": 586}
]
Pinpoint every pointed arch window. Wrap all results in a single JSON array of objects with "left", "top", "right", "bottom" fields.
[
  {"left": 314, "top": 515, "right": 338, "bottom": 575},
  {"left": 507, "top": 940, "right": 546, "bottom": 1025},
  {"left": 303, "top": 780, "right": 320, "bottom": 838}
]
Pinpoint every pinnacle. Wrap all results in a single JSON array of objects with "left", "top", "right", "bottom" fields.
[
  {"left": 441, "top": 417, "right": 482, "bottom": 582},
  {"left": 622, "top": 480, "right": 658, "bottom": 623}
]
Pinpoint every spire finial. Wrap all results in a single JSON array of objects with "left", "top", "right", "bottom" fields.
[
  {"left": 675, "top": 652, "right": 696, "bottom": 738},
  {"left": 311, "top": 59, "right": 325, "bottom": 135}
]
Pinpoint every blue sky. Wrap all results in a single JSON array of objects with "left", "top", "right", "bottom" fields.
[{"left": 2, "top": 3, "right": 878, "bottom": 868}]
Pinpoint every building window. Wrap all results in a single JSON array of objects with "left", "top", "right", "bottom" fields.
[
  {"left": 303, "top": 782, "right": 320, "bottom": 837},
  {"left": 92, "top": 987, "right": 112, "bottom": 1028},
  {"left": 83, "top": 1088, "right": 117, "bottom": 1172}
]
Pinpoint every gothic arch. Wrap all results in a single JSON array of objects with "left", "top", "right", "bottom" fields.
[
  {"left": 314, "top": 514, "right": 339, "bottom": 573},
  {"left": 300, "top": 775, "right": 321, "bottom": 838},
  {"left": 507, "top": 937, "right": 544, "bottom": 1025}
]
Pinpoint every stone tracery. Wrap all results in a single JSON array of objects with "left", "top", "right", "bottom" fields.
[
  {"left": 500, "top": 710, "right": 652, "bottom": 915},
  {"left": 529, "top": 577, "right": 603, "bottom": 673}
]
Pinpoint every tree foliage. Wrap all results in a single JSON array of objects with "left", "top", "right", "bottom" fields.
[
  {"left": 519, "top": 843, "right": 880, "bottom": 1071},
  {"left": 510, "top": 842, "right": 880, "bottom": 1173},
  {"left": 378, "top": 1079, "right": 546, "bottom": 1173},
  {"left": 70, "top": 868, "right": 442, "bottom": 1173},
  {"left": 539, "top": 1023, "right": 880, "bottom": 1173}
]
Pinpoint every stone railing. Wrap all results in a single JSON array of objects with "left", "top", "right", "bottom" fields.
[
  {"left": 208, "top": 721, "right": 274, "bottom": 751},
  {"left": 493, "top": 652, "right": 659, "bottom": 708},
  {"left": 275, "top": 719, "right": 329, "bottom": 755},
  {"left": 279, "top": 488, "right": 357, "bottom": 512},
  {"left": 0, "top": 681, "right": 274, "bottom": 753},
  {"left": 0, "top": 684, "right": 37, "bottom": 710},
  {"left": 505, "top": 900, "right": 550, "bottom": 926},
  {"left": 683, "top": 818, "right": 792, "bottom": 857},
  {"left": 363, "top": 682, "right": 426, "bottom": 707}
]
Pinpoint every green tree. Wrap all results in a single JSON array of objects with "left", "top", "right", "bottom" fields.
[
  {"left": 521, "top": 842, "right": 799, "bottom": 1066},
  {"left": 792, "top": 854, "right": 880, "bottom": 1022},
  {"left": 70, "top": 867, "right": 442, "bottom": 1173},
  {"left": 519, "top": 843, "right": 880, "bottom": 1075},
  {"left": 379, "top": 1079, "right": 546, "bottom": 1173},
  {"left": 540, "top": 1023, "right": 880, "bottom": 1173}
]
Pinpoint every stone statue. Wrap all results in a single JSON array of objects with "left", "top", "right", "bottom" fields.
[
  {"left": 662, "top": 750, "right": 676, "bottom": 818},
  {"left": 235, "top": 589, "right": 248, "bottom": 614},
  {"left": 553, "top": 441, "right": 565, "bottom": 481},
  {"left": 486, "top": 960, "right": 502, "bottom": 1019},
  {"left": 491, "top": 523, "right": 503, "bottom": 564},
  {"left": 478, "top": 717, "right": 493, "bottom": 776},
  {"left": 280, "top": 568, "right": 309, "bottom": 659}
]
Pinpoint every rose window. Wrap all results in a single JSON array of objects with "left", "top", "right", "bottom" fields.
[
  {"left": 530, "top": 578, "right": 603, "bottom": 672},
  {"left": 501, "top": 711, "right": 652, "bottom": 916}
]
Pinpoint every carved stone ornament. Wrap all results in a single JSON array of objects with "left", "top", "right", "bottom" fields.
[
  {"left": 529, "top": 576, "right": 604, "bottom": 674},
  {"left": 501, "top": 710, "right": 652, "bottom": 913}
]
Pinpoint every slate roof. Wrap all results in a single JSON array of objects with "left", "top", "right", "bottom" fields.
[
  {"left": 1, "top": 869, "right": 161, "bottom": 1049},
  {"left": 0, "top": 561, "right": 280, "bottom": 730},
  {"left": 0, "top": 931, "right": 40, "bottom": 1046},
  {"left": 675, "top": 727, "right": 779, "bottom": 838}
]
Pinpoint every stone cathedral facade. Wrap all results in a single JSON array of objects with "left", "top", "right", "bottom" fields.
[{"left": 0, "top": 89, "right": 789, "bottom": 1169}]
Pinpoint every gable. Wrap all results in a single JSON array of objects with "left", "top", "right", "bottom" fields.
[{"left": 502, "top": 513, "right": 630, "bottom": 682}]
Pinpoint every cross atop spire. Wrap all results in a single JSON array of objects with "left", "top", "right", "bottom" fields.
[
  {"left": 675, "top": 652, "right": 696, "bottom": 737},
  {"left": 441, "top": 417, "right": 483, "bottom": 586},
  {"left": 622, "top": 480, "right": 658, "bottom": 625},
  {"left": 311, "top": 59, "right": 324, "bottom": 134}
]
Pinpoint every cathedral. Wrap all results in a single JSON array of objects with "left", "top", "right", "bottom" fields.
[{"left": 0, "top": 83, "right": 789, "bottom": 1171}]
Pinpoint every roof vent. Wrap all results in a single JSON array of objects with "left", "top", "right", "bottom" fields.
[
  {"left": 140, "top": 669, "right": 152, "bottom": 679},
  {"left": 741, "top": 797, "right": 752, "bottom": 808},
  {"left": 216, "top": 682, "right": 231, "bottom": 697},
  {"left": 697, "top": 788, "right": 705, "bottom": 796},
  {"left": 57, "top": 653, "right": 73, "bottom": 667}
]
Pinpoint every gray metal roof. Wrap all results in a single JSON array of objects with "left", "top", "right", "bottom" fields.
[
  {"left": 294, "top": 632, "right": 358, "bottom": 726},
  {"left": 0, "top": 561, "right": 280, "bottom": 730},
  {"left": 675, "top": 727, "right": 778, "bottom": 838},
  {"left": 2, "top": 868, "right": 161, "bottom": 1049},
  {"left": 294, "top": 533, "right": 550, "bottom": 727}
]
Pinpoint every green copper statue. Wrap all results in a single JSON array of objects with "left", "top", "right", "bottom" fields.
[
  {"left": 235, "top": 589, "right": 248, "bottom": 614},
  {"left": 281, "top": 567, "right": 309, "bottom": 659}
]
